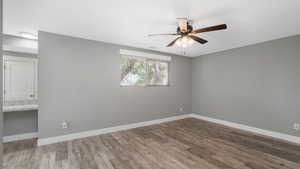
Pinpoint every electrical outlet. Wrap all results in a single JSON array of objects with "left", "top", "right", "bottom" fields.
[
  {"left": 61, "top": 122, "right": 69, "bottom": 129},
  {"left": 293, "top": 123, "right": 300, "bottom": 131}
]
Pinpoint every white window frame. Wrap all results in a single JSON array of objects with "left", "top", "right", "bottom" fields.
[
  {"left": 3, "top": 55, "right": 38, "bottom": 101},
  {"left": 120, "top": 49, "right": 171, "bottom": 87},
  {"left": 120, "top": 49, "right": 172, "bottom": 62}
]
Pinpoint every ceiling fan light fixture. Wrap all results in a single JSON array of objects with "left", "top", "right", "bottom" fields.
[
  {"left": 181, "top": 36, "right": 189, "bottom": 43},
  {"left": 182, "top": 43, "right": 188, "bottom": 48},
  {"left": 176, "top": 36, "right": 194, "bottom": 47},
  {"left": 188, "top": 38, "right": 195, "bottom": 45},
  {"left": 175, "top": 38, "right": 182, "bottom": 46}
]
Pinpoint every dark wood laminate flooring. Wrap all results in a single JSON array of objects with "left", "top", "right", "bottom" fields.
[{"left": 4, "top": 118, "right": 300, "bottom": 169}]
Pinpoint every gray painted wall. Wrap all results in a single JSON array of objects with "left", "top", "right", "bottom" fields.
[
  {"left": 3, "top": 110, "right": 38, "bottom": 136},
  {"left": 0, "top": 0, "right": 3, "bottom": 167},
  {"left": 38, "top": 31, "right": 192, "bottom": 138},
  {"left": 192, "top": 35, "right": 300, "bottom": 137}
]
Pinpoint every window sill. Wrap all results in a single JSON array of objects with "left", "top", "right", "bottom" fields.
[{"left": 3, "top": 104, "right": 39, "bottom": 112}]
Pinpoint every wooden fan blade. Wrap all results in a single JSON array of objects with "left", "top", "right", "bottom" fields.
[
  {"left": 189, "top": 35, "right": 208, "bottom": 44},
  {"left": 192, "top": 24, "right": 227, "bottom": 34},
  {"left": 167, "top": 37, "right": 181, "bottom": 47},
  {"left": 148, "top": 33, "right": 178, "bottom": 37}
]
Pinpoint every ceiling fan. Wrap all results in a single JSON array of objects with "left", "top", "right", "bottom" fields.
[{"left": 149, "top": 18, "right": 227, "bottom": 47}]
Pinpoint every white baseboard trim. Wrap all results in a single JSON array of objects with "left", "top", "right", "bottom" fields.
[
  {"left": 37, "top": 114, "right": 189, "bottom": 146},
  {"left": 3, "top": 132, "right": 38, "bottom": 143},
  {"left": 189, "top": 114, "right": 300, "bottom": 145},
  {"left": 37, "top": 113, "right": 300, "bottom": 146}
]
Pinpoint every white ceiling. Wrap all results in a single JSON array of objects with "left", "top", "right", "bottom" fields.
[{"left": 4, "top": 0, "right": 300, "bottom": 57}]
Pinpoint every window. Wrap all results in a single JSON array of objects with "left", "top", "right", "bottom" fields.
[
  {"left": 121, "top": 56, "right": 147, "bottom": 86},
  {"left": 147, "top": 60, "right": 168, "bottom": 86},
  {"left": 120, "top": 50, "right": 171, "bottom": 86}
]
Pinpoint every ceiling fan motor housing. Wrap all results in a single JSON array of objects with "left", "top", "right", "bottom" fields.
[{"left": 177, "top": 24, "right": 193, "bottom": 35}]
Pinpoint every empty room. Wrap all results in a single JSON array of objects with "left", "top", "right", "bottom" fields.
[{"left": 1, "top": 0, "right": 300, "bottom": 169}]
